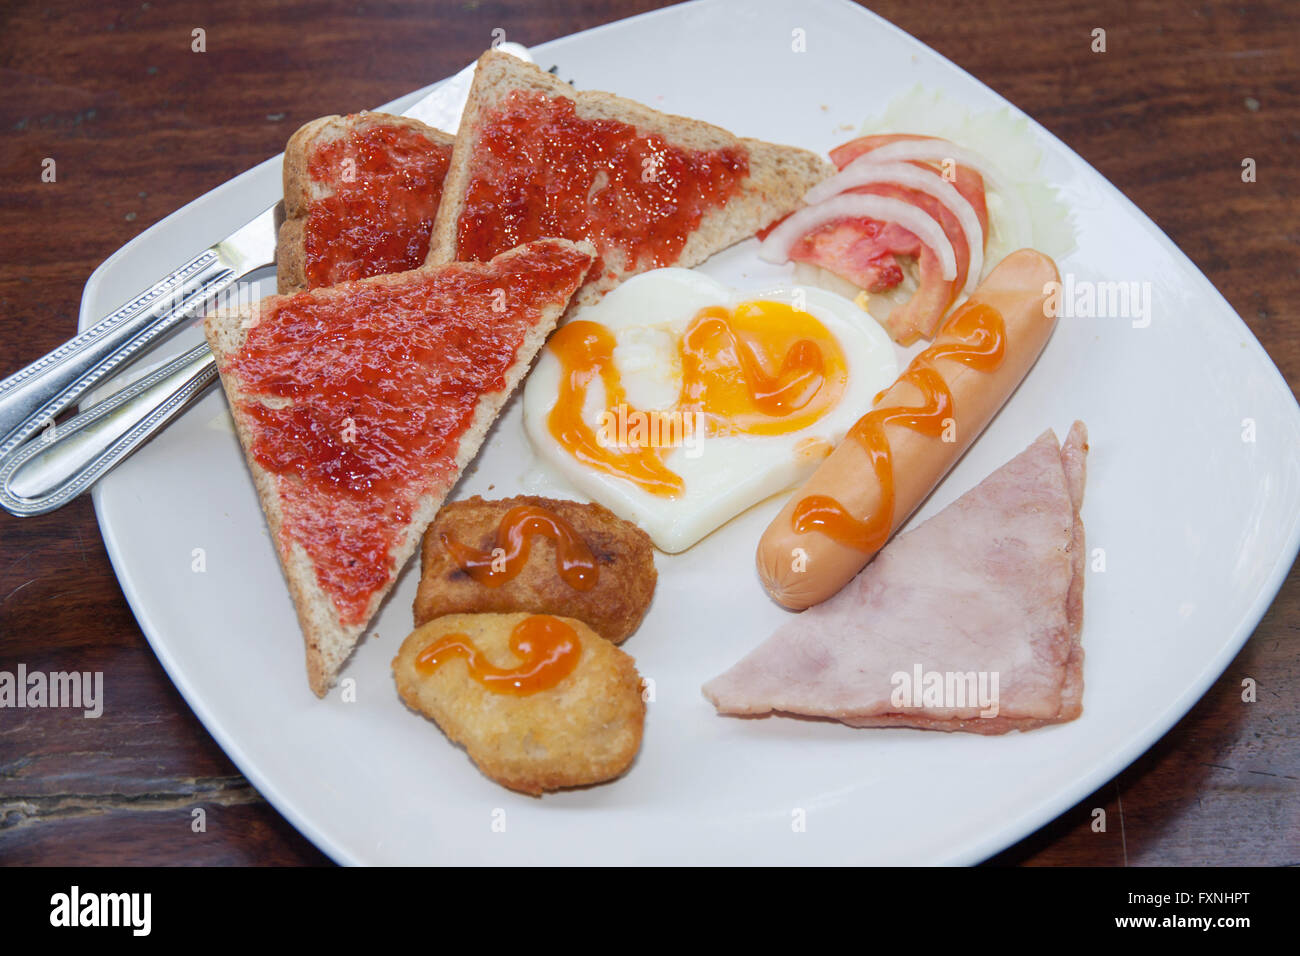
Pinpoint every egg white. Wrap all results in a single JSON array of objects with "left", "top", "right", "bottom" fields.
[{"left": 522, "top": 269, "right": 898, "bottom": 553}]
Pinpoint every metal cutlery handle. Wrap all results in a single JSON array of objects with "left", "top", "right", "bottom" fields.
[
  {"left": 0, "top": 47, "right": 532, "bottom": 516},
  {"left": 0, "top": 205, "right": 276, "bottom": 458},
  {"left": 0, "top": 250, "right": 228, "bottom": 456},
  {"left": 0, "top": 344, "right": 218, "bottom": 516}
]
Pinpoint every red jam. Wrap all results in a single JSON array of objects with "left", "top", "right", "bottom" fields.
[
  {"left": 455, "top": 90, "right": 749, "bottom": 274},
  {"left": 304, "top": 120, "right": 452, "bottom": 288},
  {"left": 228, "top": 241, "right": 593, "bottom": 624}
]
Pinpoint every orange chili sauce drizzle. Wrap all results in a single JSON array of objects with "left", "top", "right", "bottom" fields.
[
  {"left": 790, "top": 302, "right": 1006, "bottom": 552},
  {"left": 414, "top": 615, "right": 581, "bottom": 695},
  {"left": 440, "top": 504, "right": 598, "bottom": 591},
  {"left": 545, "top": 304, "right": 842, "bottom": 498}
]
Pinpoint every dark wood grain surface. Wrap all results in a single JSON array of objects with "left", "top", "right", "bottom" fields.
[{"left": 0, "top": 0, "right": 1295, "bottom": 866}]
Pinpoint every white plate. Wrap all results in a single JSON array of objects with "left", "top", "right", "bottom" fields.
[{"left": 82, "top": 0, "right": 1300, "bottom": 864}]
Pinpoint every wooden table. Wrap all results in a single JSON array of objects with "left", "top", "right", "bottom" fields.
[{"left": 0, "top": 0, "right": 1295, "bottom": 866}]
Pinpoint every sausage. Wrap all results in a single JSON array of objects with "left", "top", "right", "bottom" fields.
[{"left": 756, "top": 249, "right": 1061, "bottom": 609}]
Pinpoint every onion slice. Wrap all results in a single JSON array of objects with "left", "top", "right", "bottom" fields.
[
  {"left": 838, "top": 140, "right": 1031, "bottom": 251},
  {"left": 758, "top": 194, "right": 957, "bottom": 282},
  {"left": 803, "top": 161, "right": 984, "bottom": 294}
]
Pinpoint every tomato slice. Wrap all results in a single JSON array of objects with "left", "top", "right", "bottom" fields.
[{"left": 788, "top": 134, "right": 989, "bottom": 344}]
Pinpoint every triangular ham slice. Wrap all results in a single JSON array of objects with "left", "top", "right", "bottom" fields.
[{"left": 704, "top": 423, "right": 1088, "bottom": 734}]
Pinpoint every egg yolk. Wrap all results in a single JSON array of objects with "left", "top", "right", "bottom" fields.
[
  {"left": 545, "top": 300, "right": 848, "bottom": 498},
  {"left": 679, "top": 302, "right": 847, "bottom": 436}
]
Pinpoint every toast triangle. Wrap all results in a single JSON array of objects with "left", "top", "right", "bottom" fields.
[
  {"left": 427, "top": 50, "right": 833, "bottom": 309},
  {"left": 277, "top": 112, "right": 455, "bottom": 294},
  {"left": 206, "top": 238, "right": 595, "bottom": 696}
]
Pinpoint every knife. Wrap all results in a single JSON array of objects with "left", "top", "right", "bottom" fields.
[{"left": 0, "top": 43, "right": 530, "bottom": 517}]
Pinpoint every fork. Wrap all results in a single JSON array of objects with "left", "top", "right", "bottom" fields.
[{"left": 0, "top": 43, "right": 531, "bottom": 517}]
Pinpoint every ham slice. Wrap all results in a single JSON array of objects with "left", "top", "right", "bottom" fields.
[{"left": 704, "top": 423, "right": 1088, "bottom": 734}]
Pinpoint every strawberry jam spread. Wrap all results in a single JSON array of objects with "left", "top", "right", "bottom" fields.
[
  {"left": 456, "top": 90, "right": 749, "bottom": 273},
  {"left": 228, "top": 241, "right": 593, "bottom": 625},
  {"left": 304, "top": 120, "right": 452, "bottom": 288}
]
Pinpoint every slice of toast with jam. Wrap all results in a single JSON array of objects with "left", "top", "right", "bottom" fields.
[
  {"left": 207, "top": 239, "right": 596, "bottom": 696},
  {"left": 277, "top": 112, "right": 454, "bottom": 294},
  {"left": 427, "top": 51, "right": 833, "bottom": 310}
]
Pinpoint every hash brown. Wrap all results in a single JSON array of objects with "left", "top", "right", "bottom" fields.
[
  {"left": 414, "top": 495, "right": 656, "bottom": 643},
  {"left": 392, "top": 612, "right": 645, "bottom": 794}
]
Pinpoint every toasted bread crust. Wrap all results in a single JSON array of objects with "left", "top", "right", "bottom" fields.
[
  {"left": 206, "top": 239, "right": 595, "bottom": 696},
  {"left": 427, "top": 51, "right": 833, "bottom": 308},
  {"left": 277, "top": 112, "right": 455, "bottom": 295}
]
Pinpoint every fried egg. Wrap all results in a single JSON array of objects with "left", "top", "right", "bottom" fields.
[{"left": 522, "top": 269, "right": 898, "bottom": 552}]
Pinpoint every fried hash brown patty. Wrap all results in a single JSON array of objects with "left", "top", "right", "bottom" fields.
[
  {"left": 392, "top": 612, "right": 645, "bottom": 794},
  {"left": 413, "top": 495, "right": 656, "bottom": 642}
]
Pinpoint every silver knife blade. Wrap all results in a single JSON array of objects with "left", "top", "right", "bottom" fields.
[{"left": 403, "top": 41, "right": 530, "bottom": 130}]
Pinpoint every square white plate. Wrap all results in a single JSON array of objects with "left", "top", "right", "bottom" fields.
[{"left": 81, "top": 0, "right": 1300, "bottom": 864}]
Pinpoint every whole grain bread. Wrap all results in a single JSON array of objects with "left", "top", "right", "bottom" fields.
[
  {"left": 277, "top": 111, "right": 455, "bottom": 294},
  {"left": 426, "top": 50, "right": 833, "bottom": 309},
  {"left": 206, "top": 239, "right": 596, "bottom": 696}
]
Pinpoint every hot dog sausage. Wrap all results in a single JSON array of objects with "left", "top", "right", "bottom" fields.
[{"left": 756, "top": 249, "right": 1060, "bottom": 609}]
